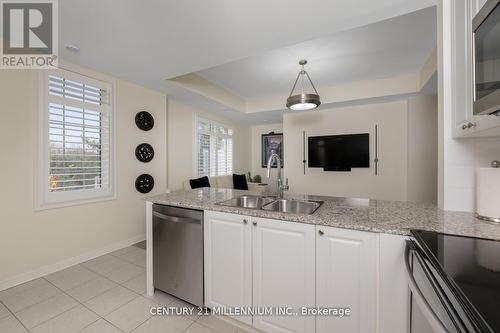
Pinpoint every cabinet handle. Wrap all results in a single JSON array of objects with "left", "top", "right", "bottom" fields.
[
  {"left": 468, "top": 122, "right": 477, "bottom": 128},
  {"left": 252, "top": 221, "right": 257, "bottom": 226},
  {"left": 318, "top": 230, "right": 324, "bottom": 236},
  {"left": 243, "top": 219, "right": 248, "bottom": 224},
  {"left": 462, "top": 123, "right": 468, "bottom": 130}
]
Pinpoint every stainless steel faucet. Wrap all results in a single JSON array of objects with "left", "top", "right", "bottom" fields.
[{"left": 266, "top": 150, "right": 289, "bottom": 198}]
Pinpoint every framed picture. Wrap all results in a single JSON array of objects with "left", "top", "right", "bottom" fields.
[{"left": 261, "top": 133, "right": 283, "bottom": 168}]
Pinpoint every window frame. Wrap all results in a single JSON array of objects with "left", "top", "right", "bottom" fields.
[
  {"left": 35, "top": 68, "right": 116, "bottom": 209},
  {"left": 194, "top": 116, "right": 234, "bottom": 177}
]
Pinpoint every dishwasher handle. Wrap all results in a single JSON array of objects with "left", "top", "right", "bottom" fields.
[
  {"left": 405, "top": 241, "right": 448, "bottom": 333},
  {"left": 153, "top": 211, "right": 201, "bottom": 225}
]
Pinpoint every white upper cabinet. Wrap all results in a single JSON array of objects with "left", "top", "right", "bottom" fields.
[
  {"left": 252, "top": 217, "right": 316, "bottom": 333},
  {"left": 315, "top": 226, "right": 378, "bottom": 333},
  {"left": 450, "top": 0, "right": 500, "bottom": 137},
  {"left": 451, "top": 0, "right": 475, "bottom": 137},
  {"left": 204, "top": 211, "right": 252, "bottom": 325}
]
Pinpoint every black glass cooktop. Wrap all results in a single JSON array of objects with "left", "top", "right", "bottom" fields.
[{"left": 412, "top": 230, "right": 500, "bottom": 332}]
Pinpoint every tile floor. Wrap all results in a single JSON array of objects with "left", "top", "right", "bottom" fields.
[{"left": 0, "top": 244, "right": 248, "bottom": 333}]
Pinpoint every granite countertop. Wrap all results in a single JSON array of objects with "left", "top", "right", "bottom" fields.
[{"left": 145, "top": 188, "right": 500, "bottom": 241}]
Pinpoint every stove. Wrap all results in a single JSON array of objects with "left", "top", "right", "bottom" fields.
[{"left": 411, "top": 230, "right": 500, "bottom": 332}]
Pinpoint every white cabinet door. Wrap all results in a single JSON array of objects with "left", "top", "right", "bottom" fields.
[
  {"left": 451, "top": 0, "right": 474, "bottom": 137},
  {"left": 252, "top": 217, "right": 315, "bottom": 333},
  {"left": 204, "top": 211, "right": 252, "bottom": 325},
  {"left": 316, "top": 226, "right": 378, "bottom": 333},
  {"left": 379, "top": 234, "right": 409, "bottom": 333}
]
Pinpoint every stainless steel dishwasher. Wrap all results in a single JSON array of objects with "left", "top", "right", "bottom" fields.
[{"left": 152, "top": 204, "right": 204, "bottom": 307}]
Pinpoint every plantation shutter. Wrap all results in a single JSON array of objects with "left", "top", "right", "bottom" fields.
[
  {"left": 47, "top": 70, "right": 111, "bottom": 193},
  {"left": 196, "top": 118, "right": 233, "bottom": 177}
]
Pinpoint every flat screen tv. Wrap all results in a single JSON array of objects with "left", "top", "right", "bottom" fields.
[{"left": 308, "top": 133, "right": 369, "bottom": 171}]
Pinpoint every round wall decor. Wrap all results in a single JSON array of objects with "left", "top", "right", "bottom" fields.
[
  {"left": 135, "top": 111, "right": 154, "bottom": 131},
  {"left": 135, "top": 174, "right": 154, "bottom": 193},
  {"left": 135, "top": 143, "right": 154, "bottom": 163}
]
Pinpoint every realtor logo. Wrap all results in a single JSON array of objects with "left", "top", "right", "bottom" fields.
[{"left": 1, "top": 0, "right": 58, "bottom": 68}]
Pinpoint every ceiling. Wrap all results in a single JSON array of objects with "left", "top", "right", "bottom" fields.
[
  {"left": 59, "top": 0, "right": 437, "bottom": 124},
  {"left": 197, "top": 7, "right": 436, "bottom": 99}
]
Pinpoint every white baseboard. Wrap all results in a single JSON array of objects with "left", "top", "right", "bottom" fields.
[
  {"left": 217, "top": 314, "right": 263, "bottom": 333},
  {"left": 0, "top": 234, "right": 146, "bottom": 292}
]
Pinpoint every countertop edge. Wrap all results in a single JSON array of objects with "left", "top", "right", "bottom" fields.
[{"left": 144, "top": 189, "right": 500, "bottom": 241}]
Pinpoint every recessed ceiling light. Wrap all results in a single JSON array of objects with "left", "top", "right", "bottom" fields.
[{"left": 64, "top": 44, "right": 79, "bottom": 52}]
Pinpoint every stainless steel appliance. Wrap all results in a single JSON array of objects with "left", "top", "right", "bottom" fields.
[
  {"left": 153, "top": 204, "right": 204, "bottom": 307},
  {"left": 406, "top": 230, "right": 500, "bottom": 333},
  {"left": 473, "top": 0, "right": 500, "bottom": 115}
]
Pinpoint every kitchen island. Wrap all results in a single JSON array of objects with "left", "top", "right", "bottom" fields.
[{"left": 144, "top": 188, "right": 500, "bottom": 333}]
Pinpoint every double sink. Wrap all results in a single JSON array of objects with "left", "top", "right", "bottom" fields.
[{"left": 217, "top": 195, "right": 323, "bottom": 215}]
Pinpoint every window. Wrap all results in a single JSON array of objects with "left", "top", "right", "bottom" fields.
[
  {"left": 196, "top": 117, "right": 233, "bottom": 177},
  {"left": 36, "top": 69, "right": 114, "bottom": 207}
]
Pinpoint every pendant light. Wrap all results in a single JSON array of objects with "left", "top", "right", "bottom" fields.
[{"left": 286, "top": 59, "right": 321, "bottom": 111}]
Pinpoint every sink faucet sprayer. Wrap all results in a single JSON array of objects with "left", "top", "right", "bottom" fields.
[{"left": 266, "top": 150, "right": 289, "bottom": 198}]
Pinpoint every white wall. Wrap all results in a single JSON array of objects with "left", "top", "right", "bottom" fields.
[
  {"left": 407, "top": 95, "right": 438, "bottom": 203},
  {"left": 0, "top": 64, "right": 167, "bottom": 287},
  {"left": 283, "top": 100, "right": 409, "bottom": 201},
  {"left": 250, "top": 99, "right": 439, "bottom": 203},
  {"left": 441, "top": 137, "right": 500, "bottom": 212},
  {"left": 167, "top": 99, "right": 251, "bottom": 191},
  {"left": 250, "top": 123, "right": 283, "bottom": 182}
]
